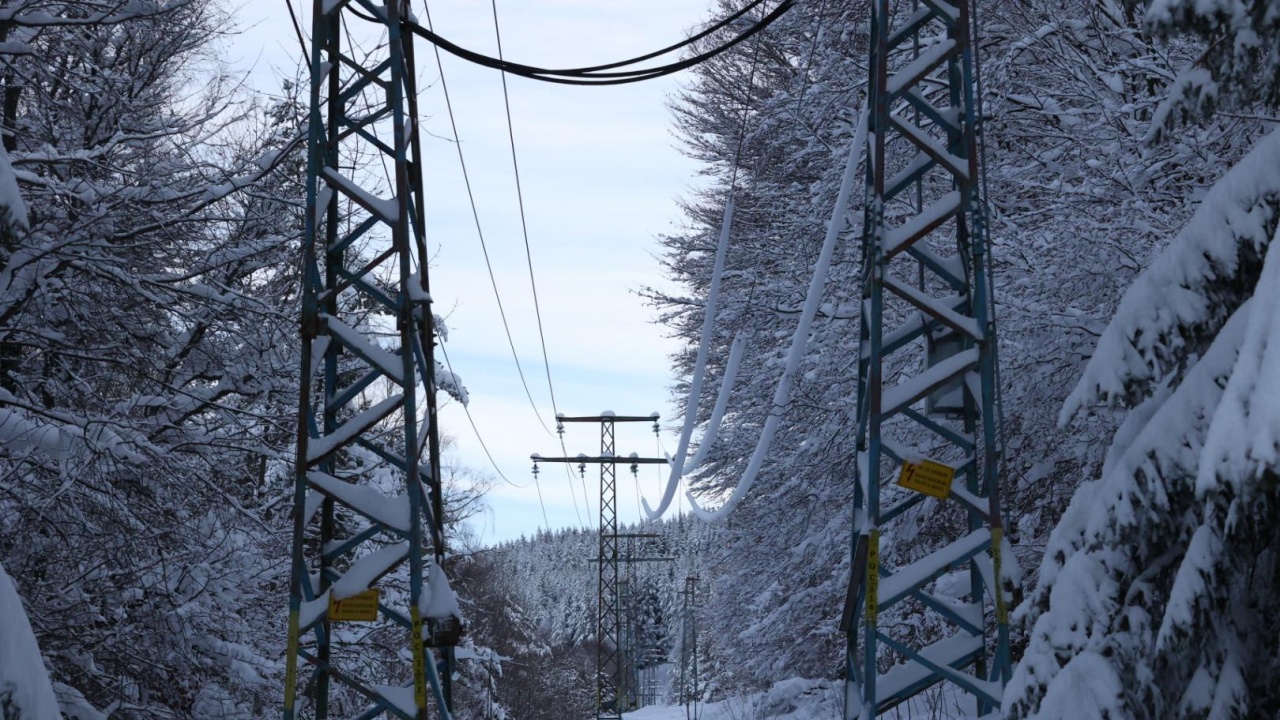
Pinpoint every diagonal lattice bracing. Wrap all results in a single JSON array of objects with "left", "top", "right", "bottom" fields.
[
  {"left": 284, "top": 2, "right": 455, "bottom": 719},
  {"left": 844, "top": 0, "right": 1011, "bottom": 715}
]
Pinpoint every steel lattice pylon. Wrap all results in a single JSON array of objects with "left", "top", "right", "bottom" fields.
[
  {"left": 534, "top": 415, "right": 665, "bottom": 720},
  {"left": 843, "top": 0, "right": 1011, "bottom": 714},
  {"left": 283, "top": 1, "right": 454, "bottom": 719},
  {"left": 598, "top": 418, "right": 622, "bottom": 719}
]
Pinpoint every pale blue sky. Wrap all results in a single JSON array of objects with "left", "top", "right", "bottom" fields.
[{"left": 232, "top": 0, "right": 712, "bottom": 545}]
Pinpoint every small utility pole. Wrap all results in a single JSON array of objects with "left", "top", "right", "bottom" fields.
[{"left": 533, "top": 413, "right": 666, "bottom": 720}]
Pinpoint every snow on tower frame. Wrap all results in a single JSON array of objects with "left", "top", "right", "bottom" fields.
[
  {"left": 844, "top": 0, "right": 1012, "bottom": 713},
  {"left": 283, "top": 1, "right": 457, "bottom": 719}
]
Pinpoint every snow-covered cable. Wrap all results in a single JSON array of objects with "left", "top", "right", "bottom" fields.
[
  {"left": 642, "top": 199, "right": 739, "bottom": 519},
  {"left": 684, "top": 333, "right": 745, "bottom": 473},
  {"left": 642, "top": 331, "right": 743, "bottom": 518},
  {"left": 687, "top": 106, "right": 868, "bottom": 521}
]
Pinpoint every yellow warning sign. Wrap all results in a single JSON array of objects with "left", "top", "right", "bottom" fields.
[
  {"left": 329, "top": 588, "right": 379, "bottom": 622},
  {"left": 410, "top": 606, "right": 428, "bottom": 708},
  {"left": 898, "top": 459, "right": 954, "bottom": 499},
  {"left": 866, "top": 530, "right": 880, "bottom": 623}
]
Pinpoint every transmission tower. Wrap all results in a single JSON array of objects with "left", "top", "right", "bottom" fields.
[
  {"left": 532, "top": 414, "right": 665, "bottom": 720},
  {"left": 613, "top": 532, "right": 672, "bottom": 711},
  {"left": 284, "top": 2, "right": 457, "bottom": 719},
  {"left": 843, "top": 0, "right": 1011, "bottom": 713},
  {"left": 678, "top": 576, "right": 701, "bottom": 720}
]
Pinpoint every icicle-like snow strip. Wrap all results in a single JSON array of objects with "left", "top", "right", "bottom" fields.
[
  {"left": 641, "top": 191, "right": 741, "bottom": 520},
  {"left": 643, "top": 333, "right": 743, "bottom": 519},
  {"left": 687, "top": 106, "right": 869, "bottom": 521},
  {"left": 685, "top": 334, "right": 745, "bottom": 473}
]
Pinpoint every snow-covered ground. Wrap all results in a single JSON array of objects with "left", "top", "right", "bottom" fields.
[{"left": 623, "top": 678, "right": 987, "bottom": 720}]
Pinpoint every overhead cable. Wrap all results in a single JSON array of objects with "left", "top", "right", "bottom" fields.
[
  {"left": 642, "top": 1, "right": 775, "bottom": 520},
  {"left": 405, "top": 0, "right": 795, "bottom": 86},
  {"left": 420, "top": 0, "right": 555, "bottom": 437},
  {"left": 687, "top": 106, "right": 868, "bottom": 521},
  {"left": 489, "top": 0, "right": 589, "bottom": 528}
]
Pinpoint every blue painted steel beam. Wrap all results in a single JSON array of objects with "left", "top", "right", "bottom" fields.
[
  {"left": 845, "top": 0, "right": 1011, "bottom": 714},
  {"left": 284, "top": 2, "right": 454, "bottom": 719}
]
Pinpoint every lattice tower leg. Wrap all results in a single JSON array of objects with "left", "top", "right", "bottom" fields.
[
  {"left": 283, "top": 2, "right": 451, "bottom": 719},
  {"left": 844, "top": 0, "right": 1011, "bottom": 715}
]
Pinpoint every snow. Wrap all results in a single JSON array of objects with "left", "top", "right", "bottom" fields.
[
  {"left": 0, "top": 408, "right": 73, "bottom": 460},
  {"left": 1062, "top": 128, "right": 1280, "bottom": 422},
  {"left": 436, "top": 361, "right": 469, "bottom": 406},
  {"left": 0, "top": 563, "right": 61, "bottom": 720},
  {"left": 52, "top": 683, "right": 106, "bottom": 720},
  {"left": 306, "top": 471, "right": 411, "bottom": 531},
  {"left": 421, "top": 562, "right": 461, "bottom": 620},
  {"left": 687, "top": 106, "right": 869, "bottom": 521},
  {"left": 621, "top": 678, "right": 985, "bottom": 720},
  {"left": 308, "top": 336, "right": 330, "bottom": 381},
  {"left": 1196, "top": 225, "right": 1280, "bottom": 498},
  {"left": 321, "top": 167, "right": 400, "bottom": 223},
  {"left": 881, "top": 348, "right": 979, "bottom": 416},
  {"left": 891, "top": 113, "right": 970, "bottom": 180},
  {"left": 322, "top": 314, "right": 405, "bottom": 384},
  {"left": 878, "top": 529, "right": 990, "bottom": 607},
  {"left": 644, "top": 331, "right": 743, "bottom": 518},
  {"left": 371, "top": 684, "right": 417, "bottom": 716},
  {"left": 682, "top": 334, "right": 745, "bottom": 474},
  {"left": 331, "top": 543, "right": 408, "bottom": 599},
  {"left": 306, "top": 393, "right": 403, "bottom": 462},
  {"left": 407, "top": 270, "right": 431, "bottom": 303},
  {"left": 623, "top": 679, "right": 841, "bottom": 720},
  {"left": 0, "top": 142, "right": 29, "bottom": 230},
  {"left": 887, "top": 39, "right": 958, "bottom": 96},
  {"left": 299, "top": 592, "right": 330, "bottom": 629},
  {"left": 878, "top": 633, "right": 983, "bottom": 701},
  {"left": 883, "top": 190, "right": 962, "bottom": 255},
  {"left": 882, "top": 275, "right": 982, "bottom": 340},
  {"left": 1006, "top": 298, "right": 1255, "bottom": 717},
  {"left": 1032, "top": 653, "right": 1124, "bottom": 720},
  {"left": 314, "top": 186, "right": 334, "bottom": 228},
  {"left": 647, "top": 196, "right": 738, "bottom": 518}
]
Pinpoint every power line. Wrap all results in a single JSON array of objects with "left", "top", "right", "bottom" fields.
[
  {"left": 440, "top": 341, "right": 551, "bottom": 534},
  {"left": 488, "top": 0, "right": 589, "bottom": 530},
  {"left": 420, "top": 0, "right": 555, "bottom": 437},
  {"left": 406, "top": 0, "right": 795, "bottom": 86},
  {"left": 282, "top": 0, "right": 309, "bottom": 67},
  {"left": 438, "top": 341, "right": 532, "bottom": 491}
]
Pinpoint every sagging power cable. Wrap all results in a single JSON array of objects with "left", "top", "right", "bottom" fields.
[
  {"left": 405, "top": 0, "right": 795, "bottom": 86},
  {"left": 488, "top": 0, "right": 589, "bottom": 528}
]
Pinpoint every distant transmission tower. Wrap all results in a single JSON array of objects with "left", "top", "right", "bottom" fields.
[
  {"left": 283, "top": 2, "right": 457, "bottom": 719},
  {"left": 844, "top": 0, "right": 1011, "bottom": 713},
  {"left": 678, "top": 576, "right": 701, "bottom": 720},
  {"left": 533, "top": 413, "right": 665, "bottom": 720}
]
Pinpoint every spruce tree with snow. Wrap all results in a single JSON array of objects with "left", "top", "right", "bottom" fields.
[{"left": 1005, "top": 0, "right": 1280, "bottom": 711}]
